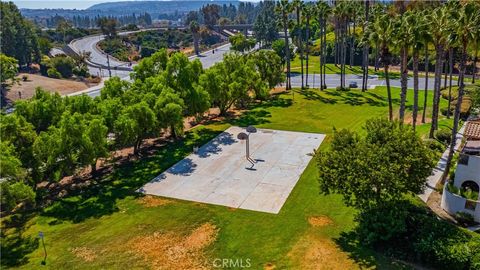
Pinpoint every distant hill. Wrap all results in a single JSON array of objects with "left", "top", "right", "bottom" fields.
[{"left": 87, "top": 1, "right": 239, "bottom": 15}]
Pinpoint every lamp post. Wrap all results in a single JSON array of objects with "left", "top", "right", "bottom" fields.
[{"left": 39, "top": 231, "right": 47, "bottom": 265}]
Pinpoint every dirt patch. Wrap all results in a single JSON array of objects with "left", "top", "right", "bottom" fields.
[
  {"left": 308, "top": 216, "right": 334, "bottom": 227},
  {"left": 264, "top": 263, "right": 276, "bottom": 270},
  {"left": 403, "top": 114, "right": 432, "bottom": 125},
  {"left": 426, "top": 190, "right": 457, "bottom": 224},
  {"left": 8, "top": 73, "right": 98, "bottom": 101},
  {"left": 71, "top": 247, "right": 97, "bottom": 262},
  {"left": 138, "top": 195, "right": 173, "bottom": 208},
  {"left": 128, "top": 223, "right": 218, "bottom": 269},
  {"left": 289, "top": 235, "right": 358, "bottom": 270}
]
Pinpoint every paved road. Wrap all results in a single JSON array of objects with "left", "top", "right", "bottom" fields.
[
  {"left": 289, "top": 73, "right": 447, "bottom": 90},
  {"left": 70, "top": 30, "right": 453, "bottom": 98}
]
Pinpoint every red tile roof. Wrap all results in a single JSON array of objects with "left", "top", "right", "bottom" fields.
[{"left": 464, "top": 120, "right": 480, "bottom": 140}]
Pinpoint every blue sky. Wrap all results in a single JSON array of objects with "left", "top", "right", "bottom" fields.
[{"left": 8, "top": 0, "right": 260, "bottom": 10}]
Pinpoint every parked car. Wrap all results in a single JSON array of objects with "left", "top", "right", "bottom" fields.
[{"left": 349, "top": 81, "right": 358, "bottom": 88}]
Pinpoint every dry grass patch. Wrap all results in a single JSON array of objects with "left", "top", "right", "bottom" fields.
[
  {"left": 308, "top": 216, "right": 334, "bottom": 227},
  {"left": 289, "top": 234, "right": 358, "bottom": 270},
  {"left": 137, "top": 195, "right": 173, "bottom": 208},
  {"left": 128, "top": 223, "right": 218, "bottom": 270},
  {"left": 264, "top": 262, "right": 276, "bottom": 270},
  {"left": 70, "top": 247, "right": 97, "bottom": 262}
]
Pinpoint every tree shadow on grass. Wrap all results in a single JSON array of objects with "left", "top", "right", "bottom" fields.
[
  {"left": 1, "top": 212, "right": 40, "bottom": 268},
  {"left": 301, "top": 90, "right": 338, "bottom": 104},
  {"left": 40, "top": 127, "right": 224, "bottom": 224},
  {"left": 228, "top": 109, "right": 272, "bottom": 127}
]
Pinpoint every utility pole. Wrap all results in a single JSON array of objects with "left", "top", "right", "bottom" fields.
[{"left": 106, "top": 54, "right": 112, "bottom": 78}]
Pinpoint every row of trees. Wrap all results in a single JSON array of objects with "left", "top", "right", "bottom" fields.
[{"left": 0, "top": 48, "right": 284, "bottom": 212}]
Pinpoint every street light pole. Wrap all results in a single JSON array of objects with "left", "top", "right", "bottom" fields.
[{"left": 106, "top": 54, "right": 112, "bottom": 78}]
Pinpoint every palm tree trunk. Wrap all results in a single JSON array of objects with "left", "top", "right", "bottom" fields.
[
  {"left": 322, "top": 18, "right": 327, "bottom": 89},
  {"left": 399, "top": 45, "right": 408, "bottom": 123},
  {"left": 297, "top": 8, "right": 304, "bottom": 89},
  {"left": 306, "top": 15, "right": 310, "bottom": 88},
  {"left": 283, "top": 14, "right": 291, "bottom": 90},
  {"left": 362, "top": 0, "right": 370, "bottom": 92},
  {"left": 385, "top": 64, "right": 393, "bottom": 121},
  {"left": 473, "top": 46, "right": 478, "bottom": 84},
  {"left": 447, "top": 47, "right": 453, "bottom": 119},
  {"left": 429, "top": 46, "right": 444, "bottom": 139},
  {"left": 374, "top": 41, "right": 379, "bottom": 72},
  {"left": 413, "top": 50, "right": 419, "bottom": 130},
  {"left": 443, "top": 57, "right": 448, "bottom": 89},
  {"left": 350, "top": 18, "right": 355, "bottom": 68},
  {"left": 341, "top": 20, "right": 347, "bottom": 88},
  {"left": 319, "top": 16, "right": 324, "bottom": 90},
  {"left": 444, "top": 41, "right": 467, "bottom": 180},
  {"left": 422, "top": 45, "right": 429, "bottom": 123}
]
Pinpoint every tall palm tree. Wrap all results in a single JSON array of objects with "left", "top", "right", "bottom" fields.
[
  {"left": 361, "top": 0, "right": 370, "bottom": 92},
  {"left": 304, "top": 3, "right": 315, "bottom": 88},
  {"left": 334, "top": 1, "right": 349, "bottom": 89},
  {"left": 421, "top": 9, "right": 432, "bottom": 124},
  {"left": 371, "top": 13, "right": 395, "bottom": 121},
  {"left": 276, "top": 0, "right": 292, "bottom": 90},
  {"left": 428, "top": 6, "right": 450, "bottom": 139},
  {"left": 316, "top": 1, "right": 330, "bottom": 91},
  {"left": 407, "top": 11, "right": 427, "bottom": 130},
  {"left": 471, "top": 21, "right": 480, "bottom": 84},
  {"left": 396, "top": 12, "right": 410, "bottom": 123},
  {"left": 293, "top": 0, "right": 304, "bottom": 89},
  {"left": 445, "top": 2, "right": 479, "bottom": 179},
  {"left": 189, "top": 21, "right": 200, "bottom": 56}
]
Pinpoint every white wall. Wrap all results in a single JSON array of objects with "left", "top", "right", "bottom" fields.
[
  {"left": 454, "top": 155, "right": 480, "bottom": 201},
  {"left": 441, "top": 185, "right": 480, "bottom": 222}
]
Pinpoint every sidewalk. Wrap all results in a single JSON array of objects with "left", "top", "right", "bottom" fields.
[{"left": 418, "top": 124, "right": 466, "bottom": 203}]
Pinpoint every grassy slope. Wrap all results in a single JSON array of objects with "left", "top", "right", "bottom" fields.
[{"left": 3, "top": 87, "right": 451, "bottom": 269}]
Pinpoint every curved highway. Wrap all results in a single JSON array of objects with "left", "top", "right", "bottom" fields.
[{"left": 68, "top": 30, "right": 443, "bottom": 98}]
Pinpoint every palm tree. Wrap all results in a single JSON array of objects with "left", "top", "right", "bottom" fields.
[
  {"left": 407, "top": 12, "right": 427, "bottom": 130},
  {"left": 371, "top": 14, "right": 395, "bottom": 121},
  {"left": 334, "top": 1, "right": 349, "bottom": 89},
  {"left": 190, "top": 21, "right": 200, "bottom": 56},
  {"left": 445, "top": 2, "right": 479, "bottom": 179},
  {"left": 304, "top": 3, "right": 315, "bottom": 88},
  {"left": 396, "top": 12, "right": 410, "bottom": 123},
  {"left": 276, "top": 0, "right": 292, "bottom": 90},
  {"left": 316, "top": 1, "right": 330, "bottom": 91},
  {"left": 428, "top": 6, "right": 450, "bottom": 139},
  {"left": 293, "top": 0, "right": 304, "bottom": 89},
  {"left": 361, "top": 0, "right": 370, "bottom": 92},
  {"left": 421, "top": 9, "right": 432, "bottom": 124}
]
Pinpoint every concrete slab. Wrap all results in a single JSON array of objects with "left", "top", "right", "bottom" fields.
[{"left": 139, "top": 126, "right": 325, "bottom": 214}]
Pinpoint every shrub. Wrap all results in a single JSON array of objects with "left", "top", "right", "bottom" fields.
[
  {"left": 336, "top": 86, "right": 350, "bottom": 92},
  {"left": 73, "top": 66, "right": 89, "bottom": 77},
  {"left": 435, "top": 128, "right": 452, "bottom": 145},
  {"left": 425, "top": 139, "right": 445, "bottom": 153},
  {"left": 47, "top": 68, "right": 61, "bottom": 79},
  {"left": 455, "top": 212, "right": 475, "bottom": 227},
  {"left": 49, "top": 56, "right": 75, "bottom": 78},
  {"left": 0, "top": 181, "right": 36, "bottom": 212}
]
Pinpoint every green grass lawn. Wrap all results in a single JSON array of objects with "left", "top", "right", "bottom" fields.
[{"left": 2, "top": 86, "right": 452, "bottom": 269}]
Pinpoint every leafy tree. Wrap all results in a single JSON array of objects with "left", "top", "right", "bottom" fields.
[
  {"left": 317, "top": 118, "right": 435, "bottom": 210},
  {"left": 37, "top": 37, "right": 53, "bottom": 55},
  {"left": 189, "top": 21, "right": 200, "bottom": 56},
  {"left": 253, "top": 0, "right": 278, "bottom": 46},
  {"left": 47, "top": 56, "right": 75, "bottom": 78},
  {"left": 229, "top": 33, "right": 256, "bottom": 53},
  {"left": 0, "top": 141, "right": 25, "bottom": 180},
  {"left": 200, "top": 53, "right": 259, "bottom": 115},
  {"left": 97, "top": 17, "right": 118, "bottom": 39},
  {"left": 271, "top": 39, "right": 295, "bottom": 67},
  {"left": 100, "top": 76, "right": 130, "bottom": 100},
  {"left": 0, "top": 181, "right": 35, "bottom": 213},
  {"left": 154, "top": 89, "right": 185, "bottom": 138},
  {"left": 0, "top": 53, "right": 18, "bottom": 101},
  {"left": 33, "top": 113, "right": 94, "bottom": 181},
  {"left": 132, "top": 49, "right": 168, "bottom": 82},
  {"left": 114, "top": 102, "right": 156, "bottom": 154},
  {"left": 201, "top": 4, "right": 220, "bottom": 28},
  {"left": 0, "top": 2, "right": 40, "bottom": 66},
  {"left": 86, "top": 117, "right": 109, "bottom": 173},
  {"left": 15, "top": 88, "right": 65, "bottom": 132},
  {"left": 64, "top": 94, "right": 96, "bottom": 115},
  {"left": 0, "top": 114, "right": 37, "bottom": 169},
  {"left": 96, "top": 97, "right": 123, "bottom": 132},
  {"left": 249, "top": 50, "right": 285, "bottom": 89}
]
